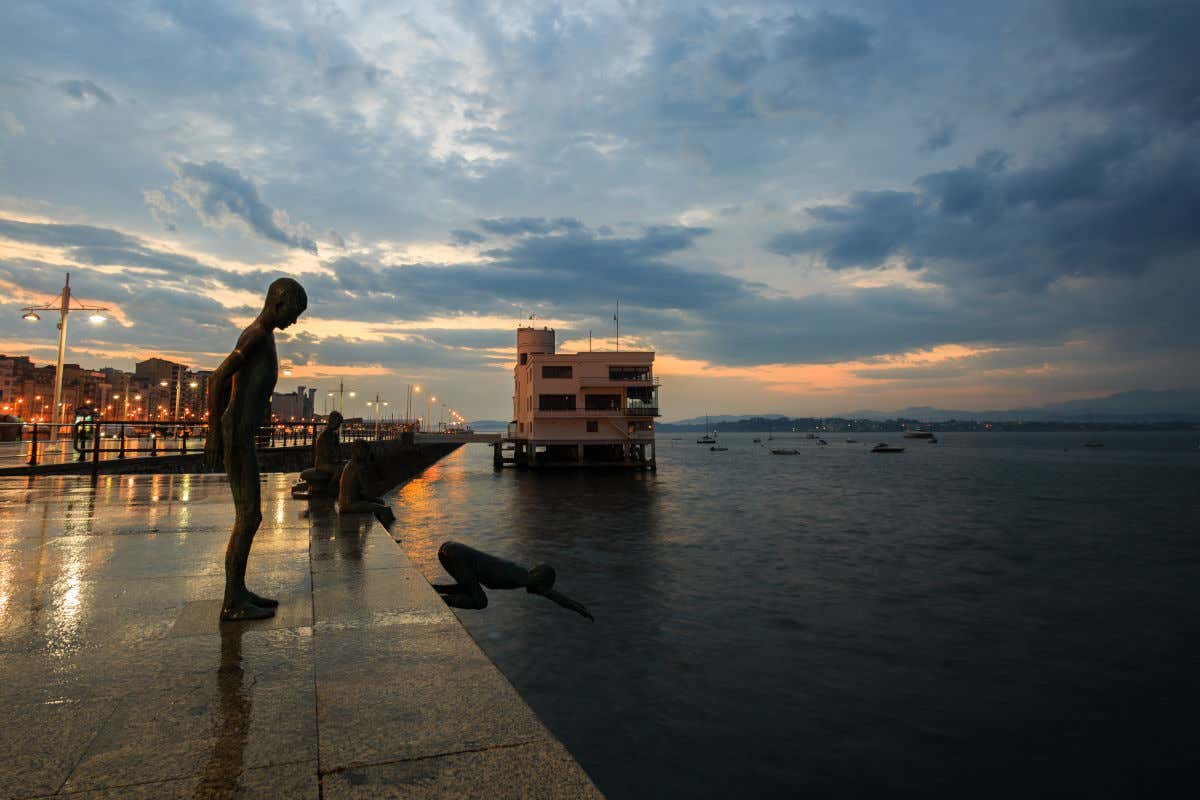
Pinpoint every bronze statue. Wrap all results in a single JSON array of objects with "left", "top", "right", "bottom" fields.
[
  {"left": 433, "top": 541, "right": 593, "bottom": 620},
  {"left": 337, "top": 439, "right": 396, "bottom": 529},
  {"left": 293, "top": 410, "right": 344, "bottom": 498},
  {"left": 204, "top": 278, "right": 307, "bottom": 621}
]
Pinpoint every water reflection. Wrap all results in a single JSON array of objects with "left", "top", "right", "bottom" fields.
[{"left": 194, "top": 625, "right": 251, "bottom": 798}]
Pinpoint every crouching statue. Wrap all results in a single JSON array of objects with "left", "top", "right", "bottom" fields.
[{"left": 292, "top": 411, "right": 344, "bottom": 499}]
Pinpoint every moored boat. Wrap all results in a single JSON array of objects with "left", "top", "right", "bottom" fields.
[{"left": 871, "top": 442, "right": 905, "bottom": 453}]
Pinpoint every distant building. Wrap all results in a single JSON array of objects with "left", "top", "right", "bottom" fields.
[
  {"left": 271, "top": 386, "right": 317, "bottom": 421},
  {"left": 508, "top": 327, "right": 657, "bottom": 468}
]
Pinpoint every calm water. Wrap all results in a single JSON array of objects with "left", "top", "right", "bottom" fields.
[{"left": 389, "top": 432, "right": 1200, "bottom": 798}]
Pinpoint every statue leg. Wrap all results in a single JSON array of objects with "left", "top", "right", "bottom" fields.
[
  {"left": 222, "top": 435, "right": 274, "bottom": 620},
  {"left": 435, "top": 543, "right": 488, "bottom": 609}
]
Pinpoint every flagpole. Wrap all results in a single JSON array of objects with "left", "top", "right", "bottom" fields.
[{"left": 615, "top": 299, "right": 619, "bottom": 352}]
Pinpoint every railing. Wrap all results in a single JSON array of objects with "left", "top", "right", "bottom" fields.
[
  {"left": 0, "top": 418, "right": 412, "bottom": 469},
  {"left": 532, "top": 406, "right": 661, "bottom": 417}
]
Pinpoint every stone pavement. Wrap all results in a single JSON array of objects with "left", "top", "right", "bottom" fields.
[{"left": 0, "top": 472, "right": 603, "bottom": 798}]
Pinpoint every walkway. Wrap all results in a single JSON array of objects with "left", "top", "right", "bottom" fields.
[{"left": 0, "top": 472, "right": 602, "bottom": 798}]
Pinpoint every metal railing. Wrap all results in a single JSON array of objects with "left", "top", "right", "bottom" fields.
[{"left": 0, "top": 418, "right": 415, "bottom": 469}]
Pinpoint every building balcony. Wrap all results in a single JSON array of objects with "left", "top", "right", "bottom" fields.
[
  {"left": 580, "top": 377, "right": 661, "bottom": 388},
  {"left": 532, "top": 406, "right": 660, "bottom": 418}
]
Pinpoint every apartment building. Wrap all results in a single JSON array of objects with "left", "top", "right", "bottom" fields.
[{"left": 508, "top": 326, "right": 658, "bottom": 468}]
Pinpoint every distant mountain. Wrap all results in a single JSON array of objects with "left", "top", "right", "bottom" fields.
[
  {"left": 658, "top": 389, "right": 1200, "bottom": 427},
  {"left": 848, "top": 389, "right": 1200, "bottom": 422},
  {"left": 666, "top": 413, "right": 789, "bottom": 425}
]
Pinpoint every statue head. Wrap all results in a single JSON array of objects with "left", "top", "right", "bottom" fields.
[
  {"left": 327, "top": 410, "right": 343, "bottom": 430},
  {"left": 528, "top": 564, "right": 556, "bottom": 593},
  {"left": 263, "top": 277, "right": 307, "bottom": 329}
]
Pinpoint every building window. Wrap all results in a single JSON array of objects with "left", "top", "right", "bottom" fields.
[
  {"left": 609, "top": 366, "right": 650, "bottom": 381},
  {"left": 542, "top": 365, "right": 572, "bottom": 379},
  {"left": 584, "top": 394, "right": 621, "bottom": 410},
  {"left": 539, "top": 394, "right": 576, "bottom": 411},
  {"left": 520, "top": 353, "right": 528, "bottom": 365},
  {"left": 586, "top": 420, "right": 598, "bottom": 432}
]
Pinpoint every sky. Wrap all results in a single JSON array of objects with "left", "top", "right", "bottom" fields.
[{"left": 1, "top": 0, "right": 1197, "bottom": 421}]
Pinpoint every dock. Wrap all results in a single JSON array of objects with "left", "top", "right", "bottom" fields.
[{"left": 0, "top": 471, "right": 603, "bottom": 798}]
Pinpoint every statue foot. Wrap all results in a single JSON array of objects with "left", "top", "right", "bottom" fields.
[
  {"left": 246, "top": 590, "right": 279, "bottom": 608},
  {"left": 220, "top": 600, "right": 276, "bottom": 621}
]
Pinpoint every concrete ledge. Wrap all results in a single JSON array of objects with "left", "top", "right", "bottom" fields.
[{"left": 0, "top": 470, "right": 602, "bottom": 798}]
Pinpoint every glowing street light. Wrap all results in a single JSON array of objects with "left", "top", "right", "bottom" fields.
[{"left": 19, "top": 272, "right": 109, "bottom": 439}]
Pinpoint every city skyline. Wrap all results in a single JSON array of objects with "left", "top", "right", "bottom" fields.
[{"left": 2, "top": 1, "right": 1197, "bottom": 421}]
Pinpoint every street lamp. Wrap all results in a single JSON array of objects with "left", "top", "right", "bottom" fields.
[{"left": 19, "top": 272, "right": 109, "bottom": 439}]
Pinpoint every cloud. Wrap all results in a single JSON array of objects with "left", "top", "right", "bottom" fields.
[
  {"left": 475, "top": 217, "right": 584, "bottom": 236},
  {"left": 765, "top": 130, "right": 1200, "bottom": 285},
  {"left": 449, "top": 229, "right": 486, "bottom": 246},
  {"left": 170, "top": 160, "right": 318, "bottom": 254},
  {"left": 56, "top": 79, "right": 115, "bottom": 105},
  {"left": 919, "top": 120, "right": 956, "bottom": 154},
  {"left": 1018, "top": 0, "right": 1200, "bottom": 123},
  {"left": 775, "top": 11, "right": 874, "bottom": 68},
  {"left": 2, "top": 111, "right": 23, "bottom": 136}
]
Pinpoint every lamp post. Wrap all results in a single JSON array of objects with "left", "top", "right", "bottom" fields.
[
  {"left": 20, "top": 273, "right": 108, "bottom": 440},
  {"left": 368, "top": 394, "right": 389, "bottom": 440}
]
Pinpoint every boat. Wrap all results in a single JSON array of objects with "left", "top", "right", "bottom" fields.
[
  {"left": 752, "top": 438, "right": 762, "bottom": 443},
  {"left": 928, "top": 436, "right": 938, "bottom": 444},
  {"left": 903, "top": 429, "right": 935, "bottom": 439},
  {"left": 817, "top": 438, "right": 828, "bottom": 446},
  {"left": 710, "top": 445, "right": 728, "bottom": 452},
  {"left": 696, "top": 413, "right": 716, "bottom": 444},
  {"left": 1084, "top": 440, "right": 1104, "bottom": 448},
  {"left": 770, "top": 448, "right": 800, "bottom": 455},
  {"left": 871, "top": 442, "right": 905, "bottom": 453}
]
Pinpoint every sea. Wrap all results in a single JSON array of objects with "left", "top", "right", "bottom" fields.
[{"left": 388, "top": 431, "right": 1200, "bottom": 798}]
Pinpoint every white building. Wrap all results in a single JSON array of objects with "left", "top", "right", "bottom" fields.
[{"left": 507, "top": 326, "right": 657, "bottom": 468}]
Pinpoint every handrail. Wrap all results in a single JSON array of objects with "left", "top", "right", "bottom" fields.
[{"left": 0, "top": 418, "right": 416, "bottom": 467}]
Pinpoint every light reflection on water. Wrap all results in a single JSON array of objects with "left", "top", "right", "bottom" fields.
[{"left": 390, "top": 431, "right": 1200, "bottom": 798}]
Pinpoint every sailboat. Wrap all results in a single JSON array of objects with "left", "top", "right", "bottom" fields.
[{"left": 696, "top": 414, "right": 716, "bottom": 444}]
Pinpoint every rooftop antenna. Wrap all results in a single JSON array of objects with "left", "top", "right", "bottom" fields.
[{"left": 614, "top": 299, "right": 620, "bottom": 352}]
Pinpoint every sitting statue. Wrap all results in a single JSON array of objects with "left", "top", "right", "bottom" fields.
[
  {"left": 337, "top": 439, "right": 396, "bottom": 529},
  {"left": 433, "top": 541, "right": 593, "bottom": 621},
  {"left": 292, "top": 411, "right": 344, "bottom": 498}
]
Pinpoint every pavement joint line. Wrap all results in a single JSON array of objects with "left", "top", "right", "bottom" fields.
[
  {"left": 315, "top": 738, "right": 547, "bottom": 777},
  {"left": 53, "top": 692, "right": 123, "bottom": 796},
  {"left": 32, "top": 758, "right": 320, "bottom": 799}
]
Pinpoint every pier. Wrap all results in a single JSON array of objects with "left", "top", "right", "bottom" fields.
[{"left": 0, "top": 470, "right": 602, "bottom": 798}]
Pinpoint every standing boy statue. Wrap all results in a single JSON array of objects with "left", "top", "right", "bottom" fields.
[{"left": 204, "top": 278, "right": 307, "bottom": 620}]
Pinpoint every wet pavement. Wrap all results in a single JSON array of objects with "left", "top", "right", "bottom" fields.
[{"left": 0, "top": 472, "right": 602, "bottom": 798}]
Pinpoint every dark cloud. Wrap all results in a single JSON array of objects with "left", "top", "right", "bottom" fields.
[
  {"left": 766, "top": 131, "right": 1200, "bottom": 285},
  {"left": 919, "top": 121, "right": 957, "bottom": 154},
  {"left": 171, "top": 160, "right": 319, "bottom": 254},
  {"left": 1023, "top": 0, "right": 1200, "bottom": 123},
  {"left": 449, "top": 229, "right": 486, "bottom": 245},
  {"left": 475, "top": 217, "right": 584, "bottom": 236},
  {"left": 775, "top": 11, "right": 874, "bottom": 68},
  {"left": 56, "top": 78, "right": 114, "bottom": 105}
]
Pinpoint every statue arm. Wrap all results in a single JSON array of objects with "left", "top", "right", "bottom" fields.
[
  {"left": 202, "top": 326, "right": 267, "bottom": 471},
  {"left": 534, "top": 587, "right": 594, "bottom": 621}
]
